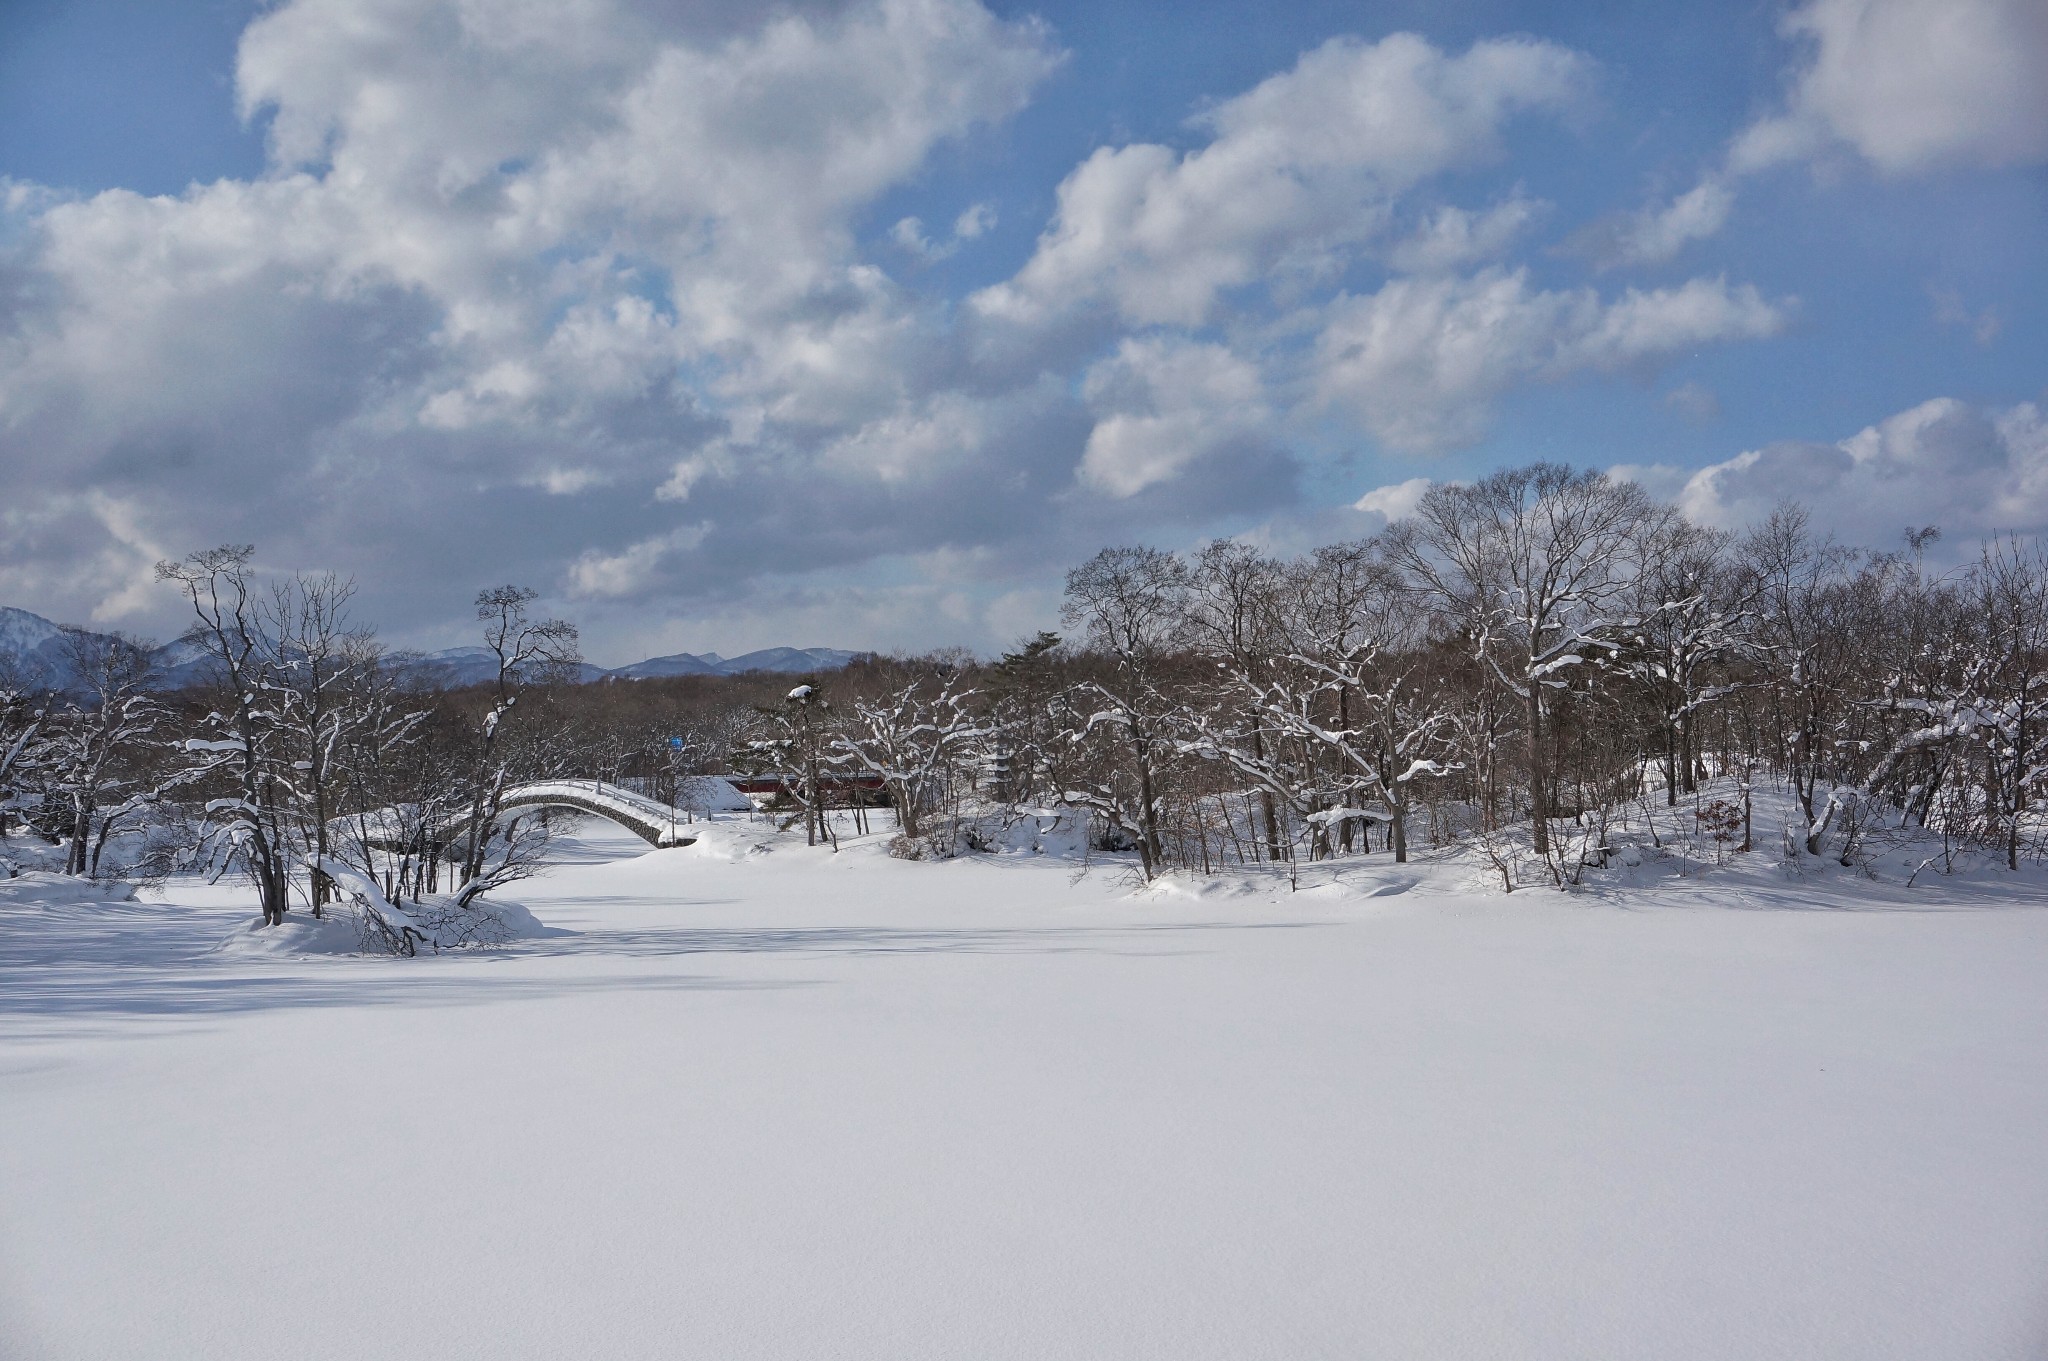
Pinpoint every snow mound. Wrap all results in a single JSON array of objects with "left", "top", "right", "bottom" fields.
[
  {"left": 212, "top": 913, "right": 364, "bottom": 959},
  {"left": 672, "top": 819, "right": 780, "bottom": 862},
  {"left": 0, "top": 871, "right": 141, "bottom": 912},
  {"left": 212, "top": 898, "right": 566, "bottom": 958},
  {"left": 1135, "top": 872, "right": 1272, "bottom": 902},
  {"left": 977, "top": 809, "right": 1090, "bottom": 857},
  {"left": 682, "top": 776, "right": 756, "bottom": 814},
  {"left": 467, "top": 897, "right": 563, "bottom": 942}
]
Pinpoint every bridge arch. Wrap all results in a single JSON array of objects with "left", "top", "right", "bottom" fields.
[{"left": 431, "top": 780, "right": 702, "bottom": 850}]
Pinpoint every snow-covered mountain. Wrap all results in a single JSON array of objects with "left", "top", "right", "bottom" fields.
[
  {"left": 0, "top": 606, "right": 74, "bottom": 687},
  {"left": 0, "top": 605, "right": 863, "bottom": 691},
  {"left": 0, "top": 609, "right": 235, "bottom": 691},
  {"left": 411, "top": 644, "right": 860, "bottom": 685},
  {"left": 608, "top": 647, "right": 861, "bottom": 679},
  {"left": 601, "top": 650, "right": 724, "bottom": 679},
  {"left": 714, "top": 647, "right": 863, "bottom": 675},
  {"left": 399, "top": 647, "right": 609, "bottom": 689}
]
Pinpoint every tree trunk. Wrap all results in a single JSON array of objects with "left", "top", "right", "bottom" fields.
[
  {"left": 1679, "top": 705, "right": 1698, "bottom": 795},
  {"left": 896, "top": 783, "right": 920, "bottom": 840},
  {"left": 1248, "top": 724, "right": 1281, "bottom": 862},
  {"left": 1663, "top": 717, "right": 1678, "bottom": 806},
  {"left": 1526, "top": 685, "right": 1549, "bottom": 854},
  {"left": 2011, "top": 686, "right": 2027, "bottom": 872},
  {"left": 1135, "top": 745, "right": 1163, "bottom": 876}
]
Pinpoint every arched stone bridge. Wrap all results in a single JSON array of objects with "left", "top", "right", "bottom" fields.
[{"left": 423, "top": 780, "right": 701, "bottom": 851}]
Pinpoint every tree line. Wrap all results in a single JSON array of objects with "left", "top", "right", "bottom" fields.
[{"left": 5, "top": 464, "right": 2047, "bottom": 924}]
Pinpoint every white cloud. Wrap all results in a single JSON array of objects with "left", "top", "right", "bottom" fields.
[
  {"left": 1352, "top": 477, "right": 1433, "bottom": 521},
  {"left": 1077, "top": 337, "right": 1272, "bottom": 497},
  {"left": 973, "top": 33, "right": 1591, "bottom": 327},
  {"left": 818, "top": 392, "right": 999, "bottom": 483},
  {"left": 1676, "top": 397, "right": 2048, "bottom": 543},
  {"left": 0, "top": 4, "right": 1805, "bottom": 658},
  {"left": 953, "top": 202, "right": 996, "bottom": 240},
  {"left": 892, "top": 216, "right": 936, "bottom": 255},
  {"left": 1312, "top": 269, "right": 1788, "bottom": 453},
  {"left": 1930, "top": 286, "right": 2002, "bottom": 346},
  {"left": 1385, "top": 196, "right": 1543, "bottom": 274},
  {"left": 0, "top": 0, "right": 1063, "bottom": 642},
  {"left": 891, "top": 201, "right": 998, "bottom": 260},
  {"left": 569, "top": 522, "right": 711, "bottom": 599},
  {"left": 1731, "top": 0, "right": 2048, "bottom": 176},
  {"left": 1571, "top": 177, "right": 1734, "bottom": 269},
  {"left": 1574, "top": 0, "right": 2048, "bottom": 272}
]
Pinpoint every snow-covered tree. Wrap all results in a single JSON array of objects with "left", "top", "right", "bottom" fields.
[
  {"left": 831, "top": 676, "right": 985, "bottom": 840},
  {"left": 1621, "top": 520, "right": 1754, "bottom": 805},
  {"left": 737, "top": 682, "right": 838, "bottom": 847},
  {"left": 1184, "top": 539, "right": 1287, "bottom": 861},
  {"left": 0, "top": 675, "right": 48, "bottom": 866},
  {"left": 1057, "top": 547, "right": 1190, "bottom": 877},
  {"left": 155, "top": 545, "right": 295, "bottom": 926},
  {"left": 35, "top": 630, "right": 168, "bottom": 877},
  {"left": 260, "top": 573, "right": 389, "bottom": 913},
  {"left": 1387, "top": 465, "right": 1664, "bottom": 854},
  {"left": 455, "top": 585, "right": 579, "bottom": 891},
  {"left": 1740, "top": 507, "right": 1872, "bottom": 855},
  {"left": 1188, "top": 556, "right": 1458, "bottom": 865}
]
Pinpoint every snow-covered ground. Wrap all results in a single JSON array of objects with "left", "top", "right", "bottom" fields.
[{"left": 3, "top": 814, "right": 2046, "bottom": 1360}]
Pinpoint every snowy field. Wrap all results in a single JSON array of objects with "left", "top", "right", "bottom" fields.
[{"left": 3, "top": 816, "right": 2047, "bottom": 1360}]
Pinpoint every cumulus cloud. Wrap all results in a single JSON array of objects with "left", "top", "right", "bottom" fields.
[
  {"left": 0, "top": 0, "right": 1063, "bottom": 647},
  {"left": 1077, "top": 337, "right": 1274, "bottom": 497},
  {"left": 0, "top": 2, "right": 1804, "bottom": 658},
  {"left": 1312, "top": 269, "right": 1789, "bottom": 453},
  {"left": 1929, "top": 286, "right": 2002, "bottom": 346},
  {"left": 1564, "top": 0, "right": 2048, "bottom": 274},
  {"left": 1674, "top": 397, "right": 2048, "bottom": 544},
  {"left": 1385, "top": 196, "right": 1544, "bottom": 274},
  {"left": 1731, "top": 0, "right": 2048, "bottom": 176},
  {"left": 1569, "top": 176, "right": 1734, "bottom": 269},
  {"left": 1352, "top": 476, "right": 1433, "bottom": 521},
  {"left": 972, "top": 33, "right": 1591, "bottom": 328},
  {"left": 891, "top": 202, "right": 996, "bottom": 261}
]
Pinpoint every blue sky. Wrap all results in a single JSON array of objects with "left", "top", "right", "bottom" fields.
[{"left": 0, "top": 0, "right": 2043, "bottom": 662}]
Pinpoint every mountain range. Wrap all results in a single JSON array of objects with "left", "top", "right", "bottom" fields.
[{"left": 0, "top": 606, "right": 861, "bottom": 693}]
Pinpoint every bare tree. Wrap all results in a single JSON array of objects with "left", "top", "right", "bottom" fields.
[
  {"left": 1388, "top": 465, "right": 1663, "bottom": 854},
  {"left": 1623, "top": 520, "right": 1753, "bottom": 804},
  {"left": 156, "top": 546, "right": 293, "bottom": 926},
  {"left": 1185, "top": 540, "right": 1287, "bottom": 861},
  {"left": 1741, "top": 506, "right": 1865, "bottom": 854},
  {"left": 457, "top": 586, "right": 579, "bottom": 890},
  {"left": 39, "top": 630, "right": 166, "bottom": 877},
  {"left": 1060, "top": 547, "right": 1190, "bottom": 876},
  {"left": 831, "top": 675, "right": 984, "bottom": 841},
  {"left": 262, "top": 573, "right": 384, "bottom": 913},
  {"left": 0, "top": 674, "right": 49, "bottom": 868},
  {"left": 1973, "top": 537, "right": 2048, "bottom": 869}
]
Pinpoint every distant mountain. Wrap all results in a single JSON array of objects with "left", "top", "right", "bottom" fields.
[
  {"left": 149, "top": 636, "right": 222, "bottom": 691},
  {"left": 0, "top": 607, "right": 76, "bottom": 689},
  {"left": 1, "top": 604, "right": 864, "bottom": 693},
  {"left": 722, "top": 646, "right": 861, "bottom": 674},
  {"left": 605, "top": 650, "right": 724, "bottom": 680},
  {"left": 0, "top": 608, "right": 235, "bottom": 692},
  {"left": 400, "top": 646, "right": 607, "bottom": 689},
  {"left": 378, "top": 644, "right": 862, "bottom": 686},
  {"left": 602, "top": 647, "right": 861, "bottom": 680}
]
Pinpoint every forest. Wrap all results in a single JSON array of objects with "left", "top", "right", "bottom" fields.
[{"left": 5, "top": 462, "right": 2046, "bottom": 925}]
